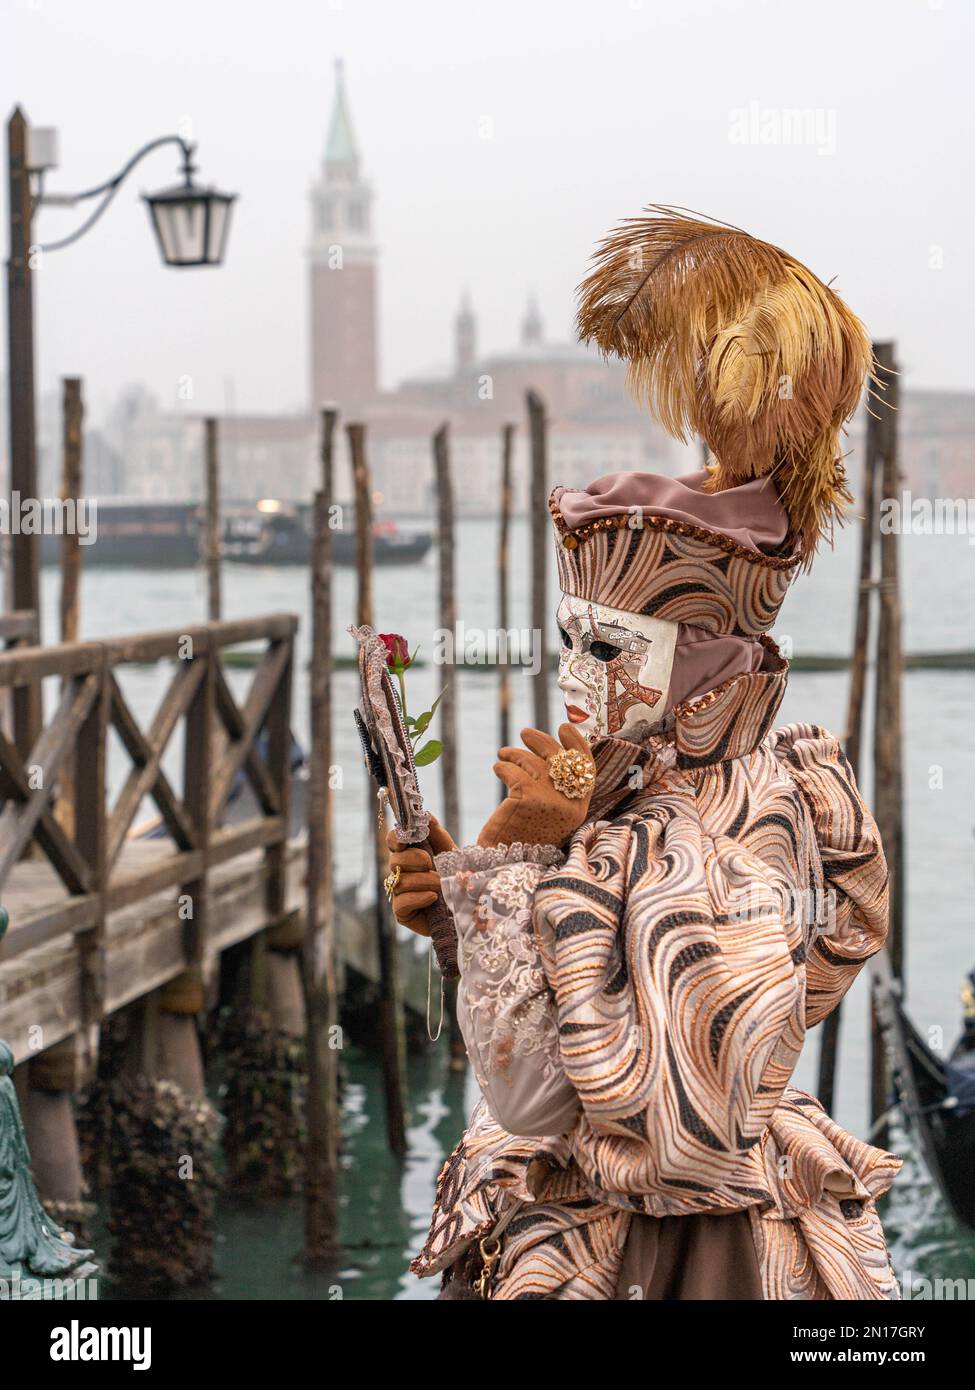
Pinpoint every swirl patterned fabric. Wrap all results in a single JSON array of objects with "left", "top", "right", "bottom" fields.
[
  {"left": 551, "top": 487, "right": 798, "bottom": 637},
  {"left": 533, "top": 721, "right": 890, "bottom": 1217},
  {"left": 412, "top": 656, "right": 900, "bottom": 1300}
]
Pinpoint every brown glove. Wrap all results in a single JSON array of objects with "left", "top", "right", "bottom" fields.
[
  {"left": 478, "top": 724, "right": 596, "bottom": 849},
  {"left": 384, "top": 815, "right": 456, "bottom": 937}
]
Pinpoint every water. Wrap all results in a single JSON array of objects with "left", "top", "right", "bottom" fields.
[{"left": 29, "top": 518, "right": 975, "bottom": 1298}]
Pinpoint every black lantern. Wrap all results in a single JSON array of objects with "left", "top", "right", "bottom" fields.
[{"left": 143, "top": 145, "right": 235, "bottom": 268}]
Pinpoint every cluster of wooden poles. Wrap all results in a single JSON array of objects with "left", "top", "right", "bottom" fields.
[{"left": 199, "top": 393, "right": 555, "bottom": 1258}]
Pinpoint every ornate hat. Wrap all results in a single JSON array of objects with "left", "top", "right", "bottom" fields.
[
  {"left": 551, "top": 469, "right": 795, "bottom": 638},
  {"left": 573, "top": 206, "right": 873, "bottom": 568}
]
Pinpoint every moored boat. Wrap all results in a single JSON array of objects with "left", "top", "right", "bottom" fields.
[
  {"left": 223, "top": 502, "right": 432, "bottom": 566},
  {"left": 36, "top": 499, "right": 433, "bottom": 567},
  {"left": 871, "top": 950, "right": 975, "bottom": 1231}
]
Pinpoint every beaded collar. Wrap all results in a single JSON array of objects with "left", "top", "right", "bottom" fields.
[{"left": 589, "top": 636, "right": 788, "bottom": 808}]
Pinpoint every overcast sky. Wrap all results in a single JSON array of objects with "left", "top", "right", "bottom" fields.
[{"left": 4, "top": 0, "right": 973, "bottom": 423}]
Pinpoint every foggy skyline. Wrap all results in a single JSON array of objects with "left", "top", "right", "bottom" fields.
[{"left": 4, "top": 0, "right": 973, "bottom": 426}]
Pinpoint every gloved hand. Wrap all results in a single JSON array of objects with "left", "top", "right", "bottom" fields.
[
  {"left": 384, "top": 816, "right": 456, "bottom": 937},
  {"left": 477, "top": 724, "right": 596, "bottom": 849}
]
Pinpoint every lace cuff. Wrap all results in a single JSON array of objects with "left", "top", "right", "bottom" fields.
[
  {"left": 434, "top": 842, "right": 564, "bottom": 877},
  {"left": 439, "top": 843, "right": 580, "bottom": 1138}
]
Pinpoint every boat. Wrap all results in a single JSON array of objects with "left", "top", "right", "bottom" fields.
[
  {"left": 37, "top": 499, "right": 433, "bottom": 568},
  {"left": 40, "top": 500, "right": 201, "bottom": 567},
  {"left": 223, "top": 502, "right": 433, "bottom": 567},
  {"left": 870, "top": 948, "right": 975, "bottom": 1231}
]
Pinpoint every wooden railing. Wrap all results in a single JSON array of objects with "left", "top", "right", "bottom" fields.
[
  {"left": 0, "top": 610, "right": 38, "bottom": 647},
  {"left": 0, "top": 614, "right": 297, "bottom": 1028}
]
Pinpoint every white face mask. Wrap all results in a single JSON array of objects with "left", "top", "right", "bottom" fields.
[{"left": 556, "top": 593, "right": 678, "bottom": 741}]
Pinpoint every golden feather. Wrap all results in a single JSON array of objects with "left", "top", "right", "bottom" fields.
[{"left": 576, "top": 206, "right": 873, "bottom": 561}]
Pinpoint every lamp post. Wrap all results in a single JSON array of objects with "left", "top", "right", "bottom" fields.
[{"left": 4, "top": 105, "right": 236, "bottom": 756}]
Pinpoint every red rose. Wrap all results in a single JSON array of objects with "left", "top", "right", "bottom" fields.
[{"left": 379, "top": 632, "right": 411, "bottom": 670}]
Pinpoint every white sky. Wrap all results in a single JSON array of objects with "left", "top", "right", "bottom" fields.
[{"left": 4, "top": 0, "right": 973, "bottom": 423}]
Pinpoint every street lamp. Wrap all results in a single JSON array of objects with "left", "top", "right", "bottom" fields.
[
  {"left": 4, "top": 106, "right": 237, "bottom": 757},
  {"left": 144, "top": 176, "right": 235, "bottom": 269},
  {"left": 32, "top": 127, "right": 236, "bottom": 268}
]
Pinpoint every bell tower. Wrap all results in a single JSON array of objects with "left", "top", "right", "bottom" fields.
[{"left": 309, "top": 60, "right": 379, "bottom": 411}]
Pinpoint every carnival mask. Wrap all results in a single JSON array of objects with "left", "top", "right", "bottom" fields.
[{"left": 556, "top": 593, "right": 678, "bottom": 741}]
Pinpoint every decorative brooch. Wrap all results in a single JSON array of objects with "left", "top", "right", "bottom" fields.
[{"left": 547, "top": 748, "right": 596, "bottom": 800}]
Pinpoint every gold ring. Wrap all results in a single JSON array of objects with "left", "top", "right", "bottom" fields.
[
  {"left": 384, "top": 865, "right": 401, "bottom": 899},
  {"left": 547, "top": 748, "right": 595, "bottom": 799}
]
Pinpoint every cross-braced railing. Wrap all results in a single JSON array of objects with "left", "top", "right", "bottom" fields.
[{"left": 0, "top": 614, "right": 297, "bottom": 1032}]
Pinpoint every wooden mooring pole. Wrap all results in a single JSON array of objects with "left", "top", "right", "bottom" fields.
[
  {"left": 303, "top": 407, "right": 341, "bottom": 1263},
  {"left": 870, "top": 342, "right": 904, "bottom": 1149},
  {"left": 433, "top": 423, "right": 465, "bottom": 1067},
  {"left": 30, "top": 380, "right": 92, "bottom": 1238},
  {"left": 204, "top": 417, "right": 222, "bottom": 622},
  {"left": 433, "top": 423, "right": 459, "bottom": 839},
  {"left": 59, "top": 379, "right": 83, "bottom": 646},
  {"left": 349, "top": 421, "right": 408, "bottom": 1157},
  {"left": 527, "top": 390, "right": 550, "bottom": 732},
  {"left": 6, "top": 108, "right": 42, "bottom": 759},
  {"left": 498, "top": 423, "right": 514, "bottom": 774},
  {"left": 56, "top": 377, "right": 83, "bottom": 841},
  {"left": 817, "top": 389, "right": 880, "bottom": 1114}
]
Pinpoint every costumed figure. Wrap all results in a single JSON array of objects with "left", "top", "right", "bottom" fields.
[{"left": 388, "top": 209, "right": 901, "bottom": 1300}]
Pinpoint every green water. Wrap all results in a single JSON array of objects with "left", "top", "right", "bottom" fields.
[
  {"left": 95, "top": 1049, "right": 465, "bottom": 1301},
  {"left": 86, "top": 1044, "right": 975, "bottom": 1302}
]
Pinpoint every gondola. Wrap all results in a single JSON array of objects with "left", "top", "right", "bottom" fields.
[{"left": 870, "top": 949, "right": 975, "bottom": 1231}]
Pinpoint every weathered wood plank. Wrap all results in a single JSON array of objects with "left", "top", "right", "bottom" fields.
[
  {"left": 0, "top": 610, "right": 38, "bottom": 644},
  {"left": 0, "top": 894, "right": 100, "bottom": 958},
  {"left": 0, "top": 841, "right": 302, "bottom": 1063},
  {"left": 107, "top": 848, "right": 205, "bottom": 912},
  {"left": 0, "top": 641, "right": 103, "bottom": 685},
  {"left": 262, "top": 644, "right": 293, "bottom": 929},
  {"left": 74, "top": 663, "right": 108, "bottom": 1029},
  {"left": 180, "top": 646, "right": 215, "bottom": 988},
  {"left": 0, "top": 614, "right": 299, "bottom": 689},
  {"left": 210, "top": 815, "right": 286, "bottom": 865}
]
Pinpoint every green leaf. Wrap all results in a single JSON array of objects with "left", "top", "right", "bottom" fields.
[
  {"left": 411, "top": 690, "right": 444, "bottom": 739},
  {"left": 414, "top": 739, "right": 443, "bottom": 767}
]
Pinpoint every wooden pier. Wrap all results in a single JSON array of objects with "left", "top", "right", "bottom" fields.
[
  {"left": 0, "top": 609, "right": 430, "bottom": 1071},
  {"left": 0, "top": 612, "right": 301, "bottom": 1067}
]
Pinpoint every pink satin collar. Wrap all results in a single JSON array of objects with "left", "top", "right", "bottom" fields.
[{"left": 556, "top": 469, "right": 788, "bottom": 555}]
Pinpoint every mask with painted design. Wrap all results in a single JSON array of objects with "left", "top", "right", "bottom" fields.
[{"left": 556, "top": 592, "right": 678, "bottom": 741}]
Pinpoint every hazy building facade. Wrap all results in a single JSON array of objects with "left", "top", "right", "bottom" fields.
[{"left": 65, "top": 64, "right": 974, "bottom": 517}]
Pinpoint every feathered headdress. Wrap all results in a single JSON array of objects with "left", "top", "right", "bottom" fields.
[{"left": 576, "top": 206, "right": 874, "bottom": 563}]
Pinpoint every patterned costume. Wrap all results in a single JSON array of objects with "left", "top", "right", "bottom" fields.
[
  {"left": 412, "top": 695, "right": 899, "bottom": 1298},
  {"left": 404, "top": 210, "right": 900, "bottom": 1298}
]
